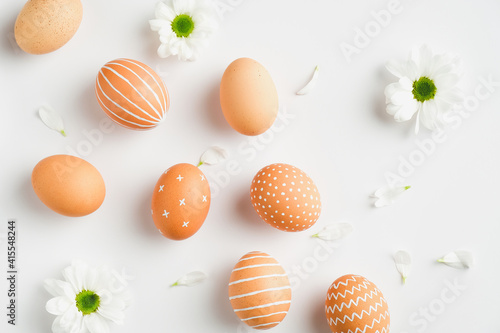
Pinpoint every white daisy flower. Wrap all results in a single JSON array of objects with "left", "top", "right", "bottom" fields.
[
  {"left": 149, "top": 0, "right": 218, "bottom": 61},
  {"left": 44, "top": 261, "right": 132, "bottom": 333},
  {"left": 384, "top": 45, "right": 463, "bottom": 133}
]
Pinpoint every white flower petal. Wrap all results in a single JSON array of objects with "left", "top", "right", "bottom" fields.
[
  {"left": 46, "top": 296, "right": 73, "bottom": 315},
  {"left": 149, "top": 19, "right": 169, "bottom": 32},
  {"left": 44, "top": 279, "right": 75, "bottom": 298},
  {"left": 155, "top": 1, "right": 176, "bottom": 21},
  {"left": 384, "top": 82, "right": 402, "bottom": 101},
  {"left": 173, "top": 0, "right": 194, "bottom": 14},
  {"left": 438, "top": 250, "right": 474, "bottom": 269},
  {"left": 418, "top": 100, "right": 441, "bottom": 131},
  {"left": 199, "top": 146, "right": 228, "bottom": 166},
  {"left": 39, "top": 104, "right": 66, "bottom": 136},
  {"left": 393, "top": 99, "right": 419, "bottom": 122},
  {"left": 311, "top": 223, "right": 353, "bottom": 241},
  {"left": 373, "top": 185, "right": 411, "bottom": 207},
  {"left": 437, "top": 88, "right": 463, "bottom": 105},
  {"left": 97, "top": 302, "right": 125, "bottom": 325},
  {"left": 417, "top": 44, "right": 433, "bottom": 76},
  {"left": 389, "top": 89, "right": 414, "bottom": 106},
  {"left": 434, "top": 72, "right": 460, "bottom": 91},
  {"left": 58, "top": 306, "right": 81, "bottom": 333},
  {"left": 296, "top": 65, "right": 320, "bottom": 95},
  {"left": 385, "top": 60, "right": 406, "bottom": 78},
  {"left": 84, "top": 313, "right": 110, "bottom": 333},
  {"left": 157, "top": 43, "right": 173, "bottom": 58},
  {"left": 172, "top": 271, "right": 208, "bottom": 287},
  {"left": 394, "top": 250, "right": 411, "bottom": 284},
  {"left": 386, "top": 103, "right": 401, "bottom": 116}
]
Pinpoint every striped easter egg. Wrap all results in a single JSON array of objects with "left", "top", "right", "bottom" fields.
[
  {"left": 325, "top": 274, "right": 390, "bottom": 333},
  {"left": 228, "top": 251, "right": 291, "bottom": 330},
  {"left": 95, "top": 58, "right": 169, "bottom": 130}
]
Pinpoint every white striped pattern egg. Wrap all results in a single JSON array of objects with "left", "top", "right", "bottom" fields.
[
  {"left": 250, "top": 163, "right": 321, "bottom": 232},
  {"left": 228, "top": 251, "right": 291, "bottom": 330},
  {"left": 325, "top": 274, "right": 390, "bottom": 333},
  {"left": 95, "top": 58, "right": 169, "bottom": 130}
]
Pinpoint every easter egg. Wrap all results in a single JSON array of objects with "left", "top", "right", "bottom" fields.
[
  {"left": 95, "top": 58, "right": 169, "bottom": 130},
  {"left": 31, "top": 155, "right": 105, "bottom": 217},
  {"left": 325, "top": 274, "right": 390, "bottom": 333},
  {"left": 250, "top": 163, "right": 321, "bottom": 232},
  {"left": 151, "top": 163, "right": 210, "bottom": 240},
  {"left": 220, "top": 58, "right": 279, "bottom": 136},
  {"left": 228, "top": 251, "right": 291, "bottom": 330},
  {"left": 15, "top": 0, "right": 83, "bottom": 54}
]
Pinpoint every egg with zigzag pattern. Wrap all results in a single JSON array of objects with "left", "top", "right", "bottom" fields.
[{"left": 325, "top": 274, "right": 390, "bottom": 333}]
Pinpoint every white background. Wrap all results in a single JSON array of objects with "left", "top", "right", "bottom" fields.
[{"left": 1, "top": 0, "right": 500, "bottom": 332}]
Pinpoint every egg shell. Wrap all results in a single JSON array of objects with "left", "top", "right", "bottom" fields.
[
  {"left": 220, "top": 58, "right": 279, "bottom": 136},
  {"left": 14, "top": 0, "right": 83, "bottom": 54},
  {"left": 31, "top": 155, "right": 105, "bottom": 217},
  {"left": 95, "top": 58, "right": 169, "bottom": 130},
  {"left": 250, "top": 163, "right": 321, "bottom": 232},
  {"left": 325, "top": 274, "right": 390, "bottom": 333},
  {"left": 228, "top": 251, "right": 291, "bottom": 330},
  {"left": 151, "top": 163, "right": 210, "bottom": 240}
]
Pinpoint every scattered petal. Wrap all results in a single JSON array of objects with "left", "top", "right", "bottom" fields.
[
  {"left": 39, "top": 104, "right": 66, "bottom": 136},
  {"left": 437, "top": 250, "right": 474, "bottom": 269},
  {"left": 198, "top": 146, "right": 228, "bottom": 166},
  {"left": 296, "top": 65, "right": 319, "bottom": 95},
  {"left": 394, "top": 250, "right": 411, "bottom": 284},
  {"left": 311, "top": 223, "right": 353, "bottom": 241},
  {"left": 171, "top": 271, "right": 208, "bottom": 287},
  {"left": 372, "top": 185, "right": 411, "bottom": 207}
]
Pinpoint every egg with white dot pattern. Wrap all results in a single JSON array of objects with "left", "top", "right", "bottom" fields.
[
  {"left": 250, "top": 163, "right": 321, "bottom": 232},
  {"left": 151, "top": 163, "right": 210, "bottom": 240}
]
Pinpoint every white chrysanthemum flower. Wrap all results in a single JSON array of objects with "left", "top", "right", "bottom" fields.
[
  {"left": 44, "top": 261, "right": 132, "bottom": 333},
  {"left": 149, "top": 0, "right": 218, "bottom": 61},
  {"left": 384, "top": 45, "right": 463, "bottom": 133}
]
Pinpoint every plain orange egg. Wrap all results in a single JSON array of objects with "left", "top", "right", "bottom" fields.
[
  {"left": 220, "top": 58, "right": 278, "bottom": 136},
  {"left": 31, "top": 155, "right": 105, "bottom": 217}
]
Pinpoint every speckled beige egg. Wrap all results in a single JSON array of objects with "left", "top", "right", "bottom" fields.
[
  {"left": 14, "top": 0, "right": 83, "bottom": 54},
  {"left": 220, "top": 58, "right": 279, "bottom": 136},
  {"left": 31, "top": 155, "right": 105, "bottom": 217}
]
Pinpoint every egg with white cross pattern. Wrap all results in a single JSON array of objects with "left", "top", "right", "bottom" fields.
[
  {"left": 151, "top": 163, "right": 210, "bottom": 240},
  {"left": 250, "top": 163, "right": 321, "bottom": 232}
]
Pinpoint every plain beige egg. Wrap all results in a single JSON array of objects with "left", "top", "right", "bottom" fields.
[
  {"left": 14, "top": 0, "right": 83, "bottom": 54},
  {"left": 32, "top": 155, "right": 105, "bottom": 217},
  {"left": 220, "top": 58, "right": 279, "bottom": 136}
]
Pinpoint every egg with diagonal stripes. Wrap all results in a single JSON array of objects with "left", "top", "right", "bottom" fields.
[
  {"left": 95, "top": 58, "right": 169, "bottom": 130},
  {"left": 228, "top": 251, "right": 291, "bottom": 330},
  {"left": 325, "top": 274, "right": 390, "bottom": 333}
]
